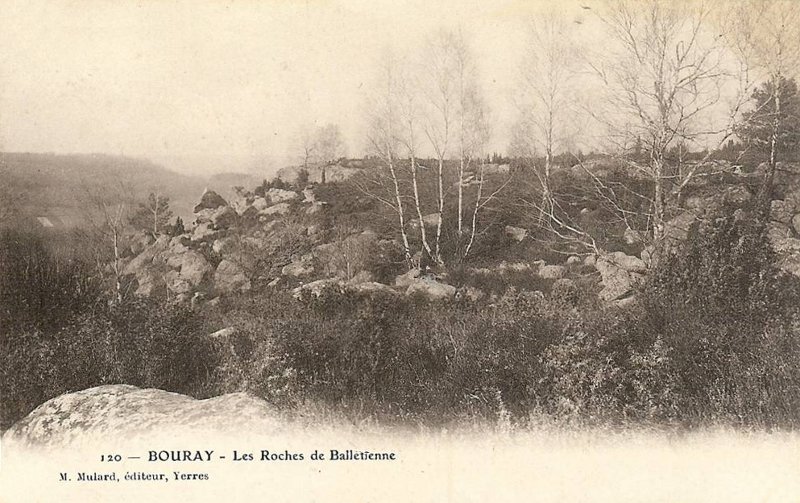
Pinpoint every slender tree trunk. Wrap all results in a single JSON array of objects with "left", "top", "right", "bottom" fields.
[
  {"left": 434, "top": 157, "right": 445, "bottom": 264},
  {"left": 760, "top": 78, "right": 782, "bottom": 207},
  {"left": 410, "top": 155, "right": 434, "bottom": 263},
  {"left": 458, "top": 150, "right": 464, "bottom": 239},
  {"left": 465, "top": 158, "right": 485, "bottom": 258},
  {"left": 112, "top": 228, "right": 122, "bottom": 304},
  {"left": 387, "top": 154, "right": 412, "bottom": 267},
  {"left": 653, "top": 162, "right": 665, "bottom": 242}
]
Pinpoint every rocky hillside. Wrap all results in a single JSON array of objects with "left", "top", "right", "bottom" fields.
[{"left": 117, "top": 158, "right": 800, "bottom": 309}]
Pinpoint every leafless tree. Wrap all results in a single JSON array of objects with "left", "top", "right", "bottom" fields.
[
  {"left": 724, "top": 0, "right": 800, "bottom": 201},
  {"left": 515, "top": 9, "right": 582, "bottom": 223},
  {"left": 292, "top": 125, "right": 317, "bottom": 170},
  {"left": 588, "top": 0, "right": 752, "bottom": 243},
  {"left": 78, "top": 181, "right": 135, "bottom": 304},
  {"left": 361, "top": 49, "right": 413, "bottom": 267}
]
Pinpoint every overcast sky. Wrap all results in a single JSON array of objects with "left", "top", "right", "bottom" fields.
[{"left": 0, "top": 0, "right": 594, "bottom": 174}]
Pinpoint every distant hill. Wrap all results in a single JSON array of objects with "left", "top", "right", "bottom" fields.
[{"left": 0, "top": 152, "right": 207, "bottom": 227}]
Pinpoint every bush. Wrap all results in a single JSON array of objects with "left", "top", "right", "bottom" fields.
[{"left": 0, "top": 297, "right": 218, "bottom": 430}]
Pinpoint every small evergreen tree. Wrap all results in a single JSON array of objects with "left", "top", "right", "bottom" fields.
[{"left": 131, "top": 193, "right": 173, "bottom": 236}]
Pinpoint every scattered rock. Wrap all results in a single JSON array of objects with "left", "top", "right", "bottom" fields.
[
  {"left": 292, "top": 278, "right": 344, "bottom": 299},
  {"left": 458, "top": 286, "right": 486, "bottom": 302},
  {"left": 351, "top": 281, "right": 398, "bottom": 296},
  {"left": 251, "top": 197, "right": 270, "bottom": 212},
  {"left": 191, "top": 222, "right": 217, "bottom": 242},
  {"left": 209, "top": 327, "right": 237, "bottom": 339},
  {"left": 604, "top": 251, "right": 647, "bottom": 273},
  {"left": 792, "top": 214, "right": 800, "bottom": 235},
  {"left": 168, "top": 251, "right": 212, "bottom": 287},
  {"left": 595, "top": 253, "right": 644, "bottom": 302},
  {"left": 394, "top": 268, "right": 422, "bottom": 289},
  {"left": 538, "top": 265, "right": 566, "bottom": 279},
  {"left": 165, "top": 270, "right": 192, "bottom": 294},
  {"left": 281, "top": 260, "right": 314, "bottom": 277},
  {"left": 664, "top": 212, "right": 697, "bottom": 241},
  {"left": 214, "top": 260, "right": 251, "bottom": 294},
  {"left": 347, "top": 270, "right": 375, "bottom": 285},
  {"left": 265, "top": 188, "right": 298, "bottom": 204},
  {"left": 504, "top": 225, "right": 527, "bottom": 242},
  {"left": 771, "top": 200, "right": 792, "bottom": 224},
  {"left": 405, "top": 278, "right": 456, "bottom": 301},
  {"left": 212, "top": 237, "right": 236, "bottom": 255},
  {"left": 623, "top": 228, "right": 644, "bottom": 245},
  {"left": 259, "top": 202, "right": 290, "bottom": 217}
]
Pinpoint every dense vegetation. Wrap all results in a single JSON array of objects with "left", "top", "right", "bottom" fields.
[{"left": 3, "top": 204, "right": 799, "bottom": 431}]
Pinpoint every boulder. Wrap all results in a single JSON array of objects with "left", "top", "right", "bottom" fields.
[
  {"left": 133, "top": 270, "right": 165, "bottom": 297},
  {"left": 305, "top": 202, "right": 325, "bottom": 215},
  {"left": 504, "top": 225, "right": 527, "bottom": 242},
  {"left": 395, "top": 268, "right": 422, "bottom": 288},
  {"left": 123, "top": 235, "right": 170, "bottom": 276},
  {"left": 191, "top": 222, "right": 217, "bottom": 242},
  {"left": 302, "top": 188, "right": 316, "bottom": 203},
  {"left": 457, "top": 286, "right": 486, "bottom": 302},
  {"left": 193, "top": 191, "right": 227, "bottom": 212},
  {"left": 2, "top": 385, "right": 278, "bottom": 448},
  {"left": 168, "top": 236, "right": 190, "bottom": 254},
  {"left": 165, "top": 270, "right": 192, "bottom": 294},
  {"left": 664, "top": 211, "right": 697, "bottom": 241},
  {"left": 347, "top": 270, "right": 375, "bottom": 285},
  {"left": 209, "top": 327, "right": 237, "bottom": 339},
  {"left": 251, "top": 197, "right": 270, "bottom": 212},
  {"left": 723, "top": 185, "right": 752, "bottom": 206},
  {"left": 566, "top": 255, "right": 582, "bottom": 265},
  {"left": 583, "top": 254, "right": 597, "bottom": 268},
  {"left": 406, "top": 278, "right": 456, "bottom": 301},
  {"left": 623, "top": 228, "right": 644, "bottom": 245},
  {"left": 292, "top": 278, "right": 344, "bottom": 299},
  {"left": 265, "top": 188, "right": 299, "bottom": 204},
  {"left": 770, "top": 200, "right": 792, "bottom": 224},
  {"left": 229, "top": 193, "right": 252, "bottom": 216},
  {"left": 351, "top": 281, "right": 398, "bottom": 296},
  {"left": 281, "top": 260, "right": 314, "bottom": 277},
  {"left": 214, "top": 260, "right": 251, "bottom": 294},
  {"left": 595, "top": 254, "right": 644, "bottom": 302},
  {"left": 210, "top": 206, "right": 238, "bottom": 229},
  {"left": 538, "top": 264, "right": 566, "bottom": 279},
  {"left": 259, "top": 202, "right": 290, "bottom": 217},
  {"left": 168, "top": 251, "right": 212, "bottom": 286},
  {"left": 792, "top": 214, "right": 800, "bottom": 235},
  {"left": 605, "top": 251, "right": 647, "bottom": 273},
  {"left": 212, "top": 236, "right": 236, "bottom": 255}
]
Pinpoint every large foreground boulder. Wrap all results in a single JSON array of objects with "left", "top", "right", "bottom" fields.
[{"left": 2, "top": 385, "right": 278, "bottom": 449}]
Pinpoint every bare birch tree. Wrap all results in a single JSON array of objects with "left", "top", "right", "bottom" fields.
[
  {"left": 724, "top": 0, "right": 800, "bottom": 203},
  {"left": 79, "top": 181, "right": 135, "bottom": 304},
  {"left": 361, "top": 50, "right": 413, "bottom": 267},
  {"left": 589, "top": 0, "right": 750, "bottom": 243},
  {"left": 515, "top": 9, "right": 581, "bottom": 224}
]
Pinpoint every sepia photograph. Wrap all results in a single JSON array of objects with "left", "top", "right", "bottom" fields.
[{"left": 2, "top": 0, "right": 800, "bottom": 501}]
